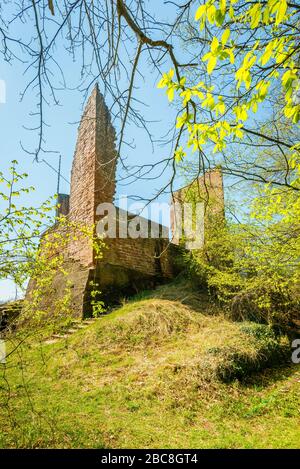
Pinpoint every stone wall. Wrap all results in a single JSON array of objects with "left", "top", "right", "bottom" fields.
[
  {"left": 56, "top": 194, "right": 70, "bottom": 217},
  {"left": 103, "top": 237, "right": 176, "bottom": 278},
  {"left": 82, "top": 238, "right": 181, "bottom": 313},
  {"left": 26, "top": 221, "right": 180, "bottom": 317},
  {"left": 68, "top": 84, "right": 117, "bottom": 267}
]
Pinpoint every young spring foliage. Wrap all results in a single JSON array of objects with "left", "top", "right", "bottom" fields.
[
  {"left": 158, "top": 0, "right": 300, "bottom": 158},
  {"left": 0, "top": 161, "right": 54, "bottom": 288},
  {"left": 184, "top": 183, "right": 300, "bottom": 327},
  {"left": 21, "top": 217, "right": 105, "bottom": 331},
  {"left": 0, "top": 161, "right": 105, "bottom": 327}
]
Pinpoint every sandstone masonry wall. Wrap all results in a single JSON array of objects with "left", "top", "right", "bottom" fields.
[
  {"left": 68, "top": 85, "right": 117, "bottom": 267},
  {"left": 103, "top": 237, "right": 175, "bottom": 278}
]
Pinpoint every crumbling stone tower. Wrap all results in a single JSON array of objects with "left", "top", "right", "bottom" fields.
[{"left": 68, "top": 84, "right": 117, "bottom": 267}]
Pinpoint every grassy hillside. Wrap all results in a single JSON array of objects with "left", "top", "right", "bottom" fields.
[{"left": 1, "top": 281, "right": 300, "bottom": 449}]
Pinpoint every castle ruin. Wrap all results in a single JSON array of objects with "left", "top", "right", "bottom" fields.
[{"left": 26, "top": 85, "right": 224, "bottom": 318}]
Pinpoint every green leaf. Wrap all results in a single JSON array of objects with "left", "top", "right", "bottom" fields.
[
  {"left": 275, "top": 0, "right": 287, "bottom": 25},
  {"left": 207, "top": 4, "right": 216, "bottom": 23},
  {"left": 250, "top": 3, "right": 261, "bottom": 28},
  {"left": 195, "top": 5, "right": 206, "bottom": 21},
  {"left": 168, "top": 69, "right": 175, "bottom": 79},
  {"left": 260, "top": 44, "right": 273, "bottom": 66},
  {"left": 167, "top": 87, "right": 175, "bottom": 101},
  {"left": 157, "top": 77, "right": 167, "bottom": 89},
  {"left": 220, "top": 0, "right": 226, "bottom": 15},
  {"left": 221, "top": 29, "right": 230, "bottom": 45},
  {"left": 215, "top": 9, "right": 225, "bottom": 26},
  {"left": 202, "top": 52, "right": 212, "bottom": 62},
  {"left": 207, "top": 56, "right": 217, "bottom": 74},
  {"left": 211, "top": 37, "right": 219, "bottom": 53}
]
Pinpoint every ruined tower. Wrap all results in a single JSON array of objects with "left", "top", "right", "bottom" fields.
[{"left": 68, "top": 84, "right": 117, "bottom": 266}]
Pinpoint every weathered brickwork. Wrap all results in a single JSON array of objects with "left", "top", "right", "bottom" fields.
[
  {"left": 103, "top": 237, "right": 175, "bottom": 279},
  {"left": 68, "top": 84, "right": 117, "bottom": 267},
  {"left": 56, "top": 194, "right": 70, "bottom": 217}
]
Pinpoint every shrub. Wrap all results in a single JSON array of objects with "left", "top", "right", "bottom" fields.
[
  {"left": 205, "top": 323, "right": 290, "bottom": 382},
  {"left": 230, "top": 281, "right": 299, "bottom": 328},
  {"left": 183, "top": 218, "right": 300, "bottom": 329}
]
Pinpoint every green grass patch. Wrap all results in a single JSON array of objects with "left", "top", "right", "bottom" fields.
[{"left": 0, "top": 281, "right": 299, "bottom": 448}]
